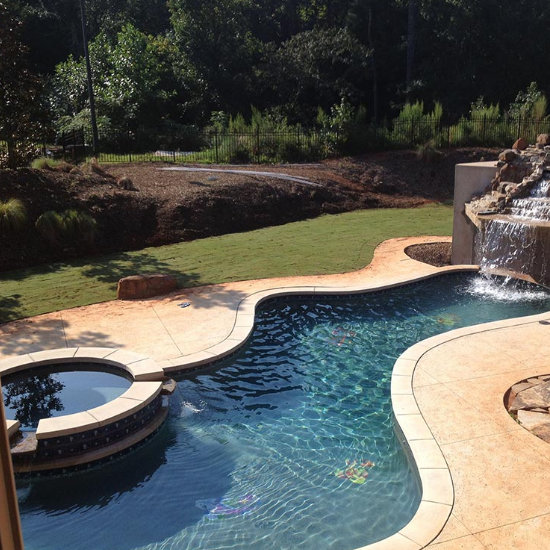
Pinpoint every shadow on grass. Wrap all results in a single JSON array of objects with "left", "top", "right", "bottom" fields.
[
  {"left": 0, "top": 295, "right": 22, "bottom": 323},
  {"left": 0, "top": 317, "right": 122, "bottom": 358},
  {"left": 80, "top": 251, "right": 199, "bottom": 286}
]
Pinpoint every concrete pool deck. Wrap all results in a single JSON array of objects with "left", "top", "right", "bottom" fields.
[{"left": 2, "top": 235, "right": 550, "bottom": 549}]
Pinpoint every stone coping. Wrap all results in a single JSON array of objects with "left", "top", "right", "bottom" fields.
[
  {"left": 6, "top": 419, "right": 20, "bottom": 438},
  {"left": 162, "top": 264, "right": 479, "bottom": 374},
  {"left": 0, "top": 347, "right": 164, "bottom": 440}
]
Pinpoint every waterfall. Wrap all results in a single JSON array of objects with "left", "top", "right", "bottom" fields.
[{"left": 476, "top": 174, "right": 550, "bottom": 286}]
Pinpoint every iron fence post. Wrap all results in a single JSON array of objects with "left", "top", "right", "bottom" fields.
[
  {"left": 256, "top": 126, "right": 260, "bottom": 163},
  {"left": 214, "top": 129, "right": 219, "bottom": 163}
]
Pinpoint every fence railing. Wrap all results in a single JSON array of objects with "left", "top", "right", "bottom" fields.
[{"left": 39, "top": 116, "right": 550, "bottom": 165}]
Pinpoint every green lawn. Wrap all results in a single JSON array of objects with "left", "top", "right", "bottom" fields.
[{"left": 0, "top": 204, "right": 452, "bottom": 323}]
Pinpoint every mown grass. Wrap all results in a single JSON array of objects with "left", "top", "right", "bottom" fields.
[{"left": 0, "top": 204, "right": 452, "bottom": 323}]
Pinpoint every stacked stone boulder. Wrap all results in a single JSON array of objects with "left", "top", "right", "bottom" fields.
[{"left": 467, "top": 134, "right": 550, "bottom": 214}]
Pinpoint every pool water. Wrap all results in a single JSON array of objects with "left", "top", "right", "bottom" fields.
[
  {"left": 2, "top": 364, "right": 132, "bottom": 429},
  {"left": 15, "top": 274, "right": 550, "bottom": 550}
]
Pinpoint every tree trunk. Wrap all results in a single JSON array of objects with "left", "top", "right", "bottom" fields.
[
  {"left": 406, "top": 0, "right": 417, "bottom": 95},
  {"left": 6, "top": 139, "right": 17, "bottom": 170},
  {"left": 367, "top": 5, "right": 378, "bottom": 123}
]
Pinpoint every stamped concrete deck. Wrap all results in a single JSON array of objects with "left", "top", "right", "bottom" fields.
[{"left": 1, "top": 235, "right": 549, "bottom": 549}]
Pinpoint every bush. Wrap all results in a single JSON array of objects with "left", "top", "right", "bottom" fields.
[
  {"left": 416, "top": 140, "right": 442, "bottom": 163},
  {"left": 36, "top": 209, "right": 97, "bottom": 247},
  {"left": 31, "top": 157, "right": 58, "bottom": 170},
  {"left": 35, "top": 210, "right": 64, "bottom": 245},
  {"left": 0, "top": 198, "right": 28, "bottom": 232},
  {"left": 278, "top": 140, "right": 303, "bottom": 163},
  {"left": 62, "top": 209, "right": 97, "bottom": 246}
]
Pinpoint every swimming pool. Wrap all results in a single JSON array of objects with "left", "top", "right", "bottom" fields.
[
  {"left": 15, "top": 273, "right": 550, "bottom": 550},
  {"left": 3, "top": 364, "right": 132, "bottom": 430}
]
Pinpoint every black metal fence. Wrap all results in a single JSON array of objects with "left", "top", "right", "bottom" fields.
[{"left": 40, "top": 116, "right": 550, "bottom": 165}]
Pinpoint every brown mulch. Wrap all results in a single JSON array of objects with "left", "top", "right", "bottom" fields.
[
  {"left": 0, "top": 148, "right": 497, "bottom": 271},
  {"left": 405, "top": 242, "right": 452, "bottom": 267}
]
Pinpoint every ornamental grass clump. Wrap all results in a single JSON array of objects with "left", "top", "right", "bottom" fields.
[
  {"left": 36, "top": 209, "right": 97, "bottom": 247},
  {"left": 0, "top": 198, "right": 28, "bottom": 233}
]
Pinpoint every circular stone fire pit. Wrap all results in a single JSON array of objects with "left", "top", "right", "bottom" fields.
[{"left": 505, "top": 374, "right": 550, "bottom": 443}]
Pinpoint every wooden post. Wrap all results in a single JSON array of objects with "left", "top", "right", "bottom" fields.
[{"left": 0, "top": 385, "right": 24, "bottom": 550}]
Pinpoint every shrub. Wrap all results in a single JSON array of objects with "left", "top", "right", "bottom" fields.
[
  {"left": 31, "top": 157, "right": 77, "bottom": 172},
  {"left": 36, "top": 209, "right": 97, "bottom": 247},
  {"left": 31, "top": 157, "right": 57, "bottom": 170},
  {"left": 278, "top": 140, "right": 303, "bottom": 163},
  {"left": 35, "top": 211, "right": 65, "bottom": 245},
  {"left": 62, "top": 209, "right": 97, "bottom": 246},
  {"left": 416, "top": 140, "right": 442, "bottom": 163},
  {"left": 0, "top": 198, "right": 28, "bottom": 232}
]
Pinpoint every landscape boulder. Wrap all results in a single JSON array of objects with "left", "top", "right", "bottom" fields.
[
  {"left": 512, "top": 137, "right": 528, "bottom": 150},
  {"left": 498, "top": 149, "right": 517, "bottom": 163},
  {"left": 117, "top": 274, "right": 178, "bottom": 299},
  {"left": 537, "top": 134, "right": 550, "bottom": 148}
]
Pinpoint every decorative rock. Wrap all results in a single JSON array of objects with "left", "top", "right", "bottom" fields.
[
  {"left": 537, "top": 134, "right": 550, "bottom": 147},
  {"left": 498, "top": 149, "right": 518, "bottom": 162},
  {"left": 506, "top": 381, "right": 537, "bottom": 409},
  {"left": 517, "top": 409, "right": 550, "bottom": 430},
  {"left": 510, "top": 380, "right": 550, "bottom": 412},
  {"left": 532, "top": 424, "right": 550, "bottom": 443},
  {"left": 512, "top": 137, "right": 528, "bottom": 150},
  {"left": 161, "top": 378, "right": 177, "bottom": 395},
  {"left": 117, "top": 176, "right": 136, "bottom": 191},
  {"left": 117, "top": 274, "right": 179, "bottom": 300}
]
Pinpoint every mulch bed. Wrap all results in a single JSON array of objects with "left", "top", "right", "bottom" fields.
[
  {"left": 0, "top": 148, "right": 497, "bottom": 272},
  {"left": 405, "top": 242, "right": 452, "bottom": 267}
]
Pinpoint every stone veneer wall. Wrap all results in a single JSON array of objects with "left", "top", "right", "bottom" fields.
[{"left": 13, "top": 395, "right": 164, "bottom": 469}]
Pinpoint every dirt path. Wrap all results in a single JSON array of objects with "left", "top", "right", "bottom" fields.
[{"left": 160, "top": 166, "right": 322, "bottom": 186}]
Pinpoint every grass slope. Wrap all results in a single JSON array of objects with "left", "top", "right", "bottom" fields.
[{"left": 0, "top": 205, "right": 452, "bottom": 323}]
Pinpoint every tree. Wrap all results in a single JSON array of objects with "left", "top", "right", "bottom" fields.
[
  {"left": 0, "top": 1, "right": 43, "bottom": 168},
  {"left": 416, "top": 0, "right": 550, "bottom": 114},
  {"left": 168, "top": 0, "right": 266, "bottom": 116},
  {"left": 50, "top": 24, "right": 183, "bottom": 143},
  {"left": 269, "top": 28, "right": 371, "bottom": 122},
  {"left": 19, "top": 0, "right": 172, "bottom": 74}
]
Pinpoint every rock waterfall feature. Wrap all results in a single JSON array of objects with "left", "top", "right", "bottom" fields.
[{"left": 455, "top": 134, "right": 550, "bottom": 286}]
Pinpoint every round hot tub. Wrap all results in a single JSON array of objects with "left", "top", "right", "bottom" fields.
[
  {"left": 0, "top": 347, "right": 172, "bottom": 474},
  {"left": 2, "top": 363, "right": 133, "bottom": 430}
]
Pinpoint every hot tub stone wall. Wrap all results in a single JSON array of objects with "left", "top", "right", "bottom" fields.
[{"left": 30, "top": 395, "right": 164, "bottom": 462}]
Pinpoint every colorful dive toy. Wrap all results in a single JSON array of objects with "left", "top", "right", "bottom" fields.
[
  {"left": 330, "top": 327, "right": 357, "bottom": 347},
  {"left": 335, "top": 459, "right": 374, "bottom": 484},
  {"left": 435, "top": 313, "right": 460, "bottom": 326},
  {"left": 196, "top": 494, "right": 259, "bottom": 519}
]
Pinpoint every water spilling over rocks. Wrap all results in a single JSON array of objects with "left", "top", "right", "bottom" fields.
[{"left": 465, "top": 134, "right": 550, "bottom": 286}]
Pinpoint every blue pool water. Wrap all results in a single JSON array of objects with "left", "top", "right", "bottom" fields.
[
  {"left": 15, "top": 274, "right": 550, "bottom": 550},
  {"left": 3, "top": 364, "right": 132, "bottom": 429}
]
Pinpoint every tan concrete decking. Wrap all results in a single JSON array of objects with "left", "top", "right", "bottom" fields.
[
  {"left": 0, "top": 236, "right": 465, "bottom": 365},
  {"left": 1, "top": 235, "right": 549, "bottom": 549}
]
